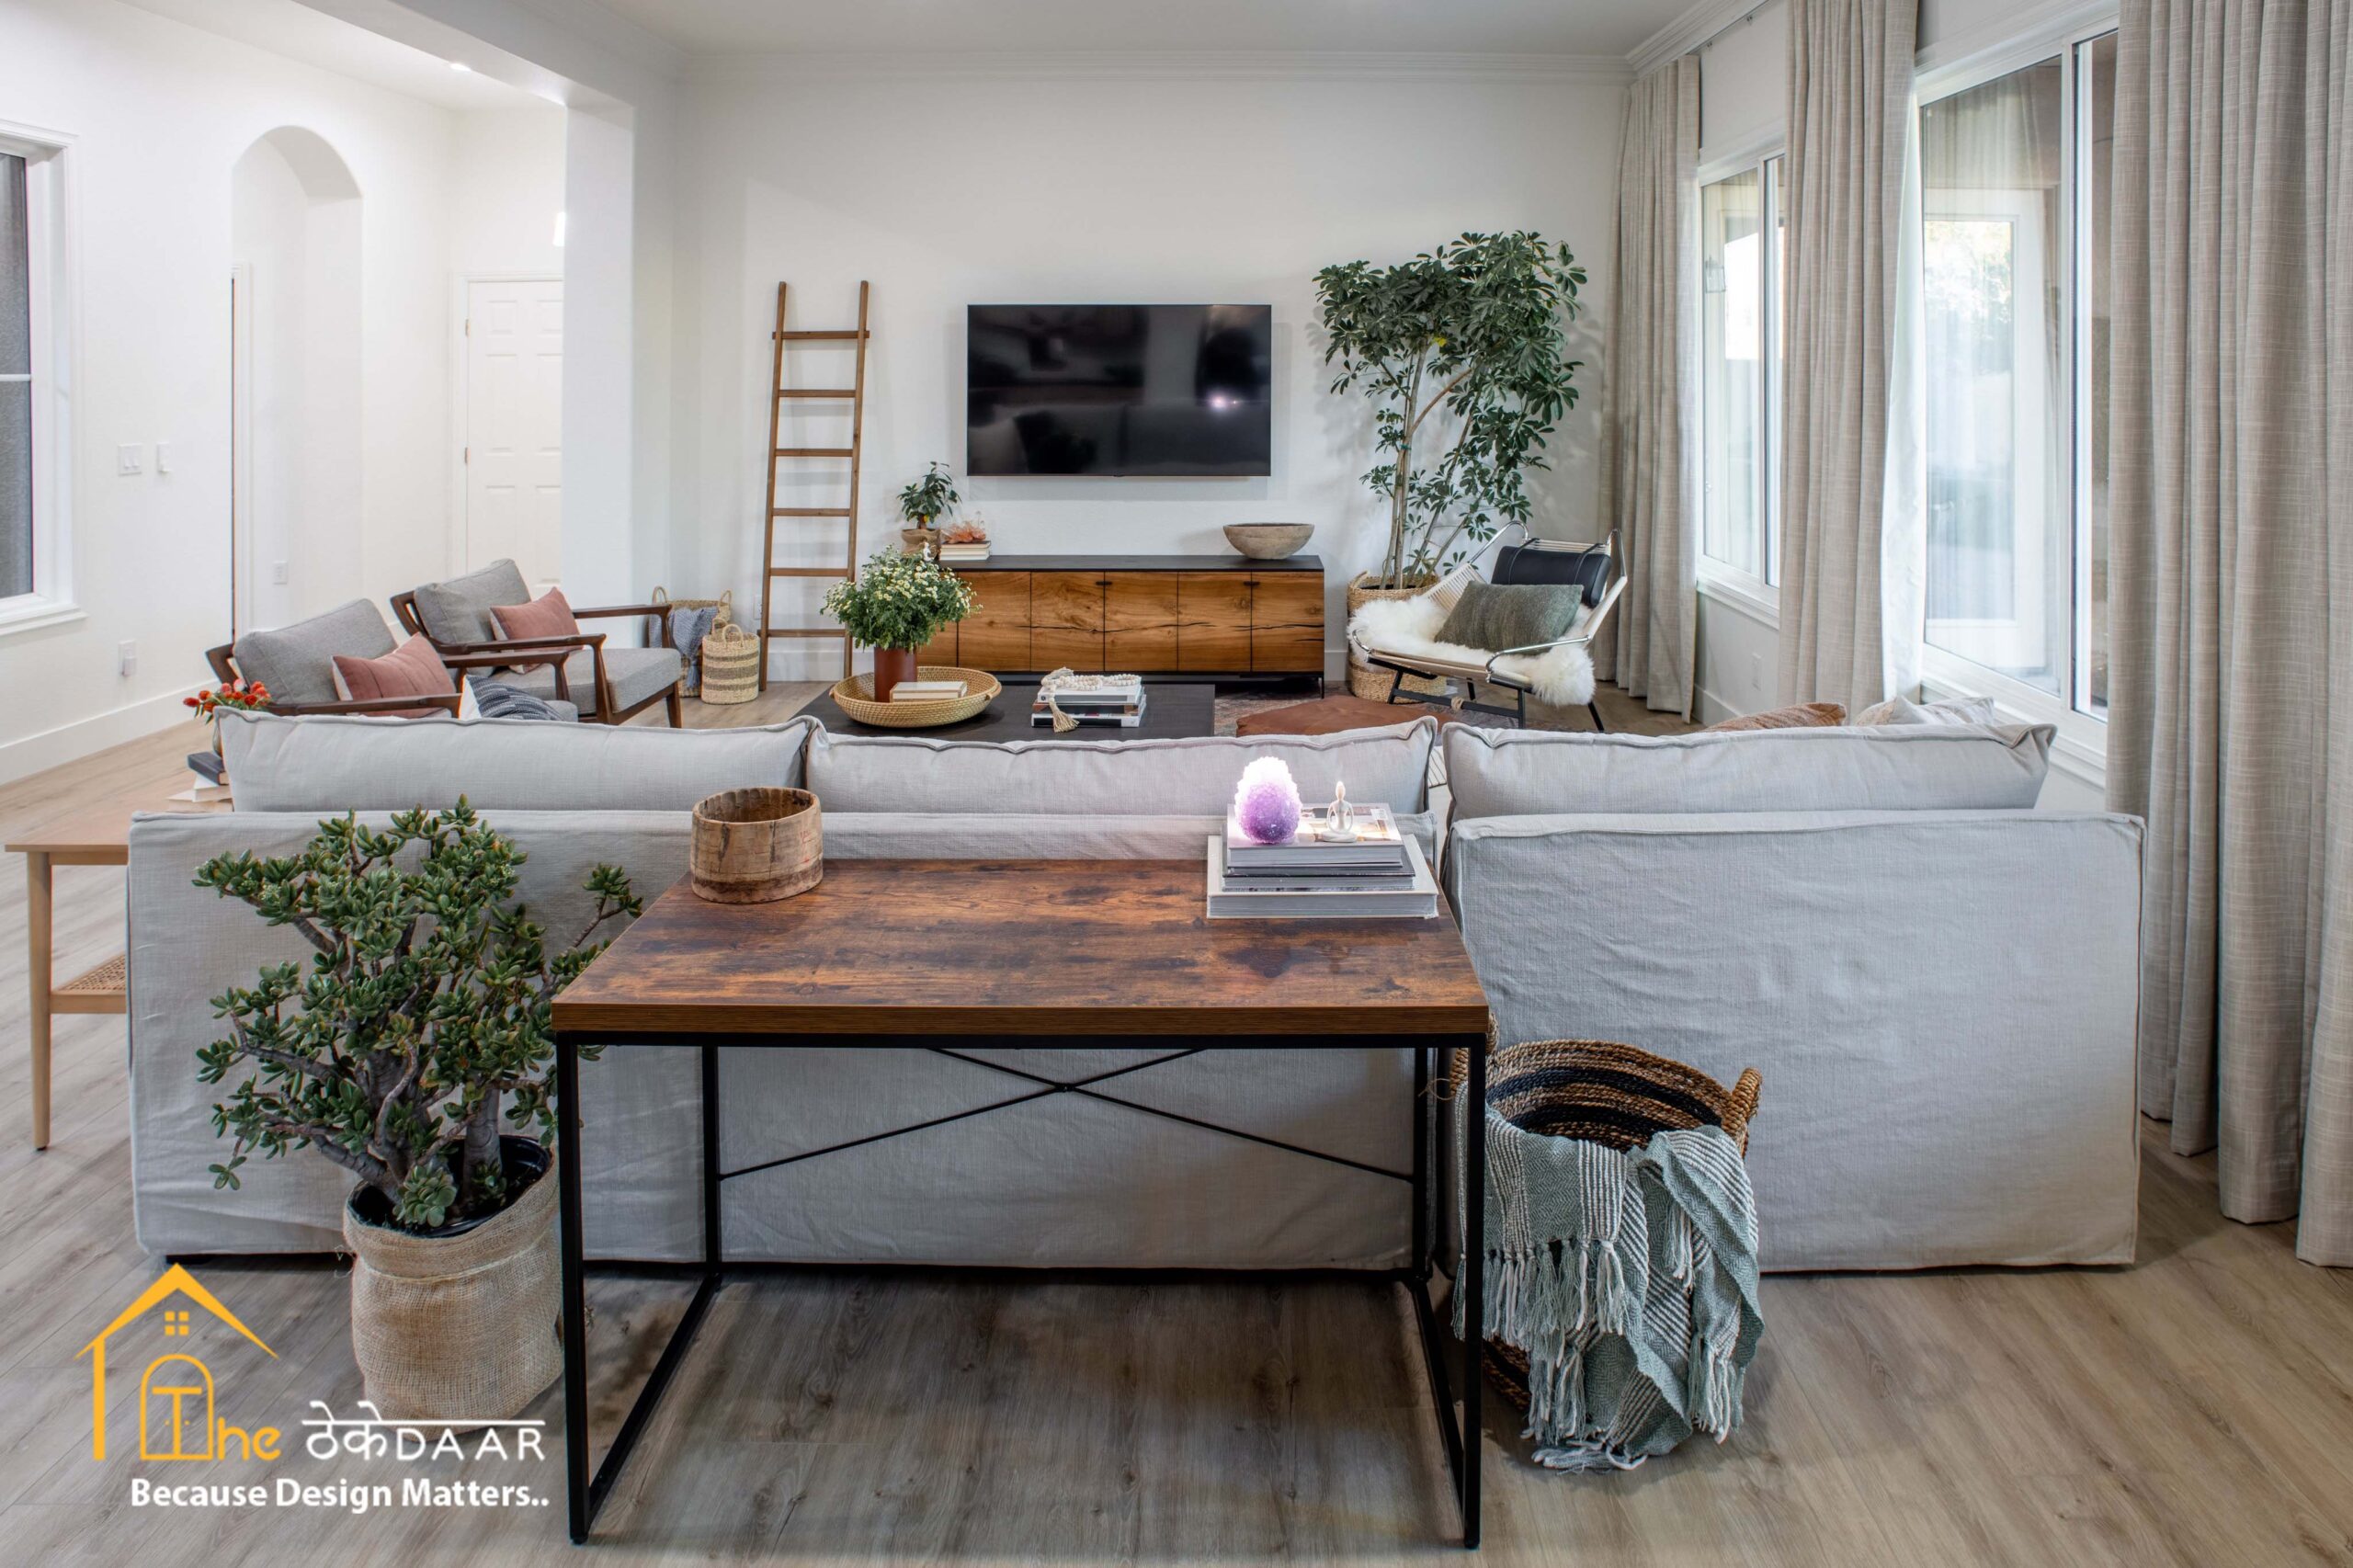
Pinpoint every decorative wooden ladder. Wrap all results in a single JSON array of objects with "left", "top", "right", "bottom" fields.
[{"left": 756, "top": 280, "right": 870, "bottom": 691}]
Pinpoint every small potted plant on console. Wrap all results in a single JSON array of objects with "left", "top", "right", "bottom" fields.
[
  {"left": 897, "top": 460, "right": 961, "bottom": 554},
  {"left": 195, "top": 804, "right": 641, "bottom": 1422}
]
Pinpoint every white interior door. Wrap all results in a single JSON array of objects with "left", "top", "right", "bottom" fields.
[{"left": 464, "top": 277, "right": 563, "bottom": 587}]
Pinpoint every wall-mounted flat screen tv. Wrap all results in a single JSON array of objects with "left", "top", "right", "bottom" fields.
[{"left": 966, "top": 304, "right": 1272, "bottom": 476}]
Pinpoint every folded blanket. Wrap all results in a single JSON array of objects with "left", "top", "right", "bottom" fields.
[
  {"left": 670, "top": 606, "right": 721, "bottom": 692},
  {"left": 1459, "top": 1105, "right": 1764, "bottom": 1470}
]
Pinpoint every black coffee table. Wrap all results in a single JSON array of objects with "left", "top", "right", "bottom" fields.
[{"left": 793, "top": 679, "right": 1218, "bottom": 741}]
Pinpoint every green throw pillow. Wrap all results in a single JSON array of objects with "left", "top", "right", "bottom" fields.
[{"left": 1434, "top": 580, "right": 1586, "bottom": 652}]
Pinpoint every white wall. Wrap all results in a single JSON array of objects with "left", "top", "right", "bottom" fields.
[
  {"left": 0, "top": 0, "right": 565, "bottom": 779},
  {"left": 670, "top": 61, "right": 1626, "bottom": 679},
  {"left": 448, "top": 107, "right": 566, "bottom": 277}
]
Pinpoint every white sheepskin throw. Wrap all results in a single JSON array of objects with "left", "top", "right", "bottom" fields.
[{"left": 1351, "top": 595, "right": 1597, "bottom": 708}]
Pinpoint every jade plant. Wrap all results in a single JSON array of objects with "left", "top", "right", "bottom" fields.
[
  {"left": 1314, "top": 231, "right": 1586, "bottom": 588},
  {"left": 194, "top": 803, "right": 642, "bottom": 1231}
]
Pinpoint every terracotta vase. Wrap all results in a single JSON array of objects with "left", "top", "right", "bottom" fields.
[{"left": 871, "top": 645, "right": 918, "bottom": 702}]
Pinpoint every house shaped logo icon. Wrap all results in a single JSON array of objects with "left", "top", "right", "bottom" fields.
[{"left": 76, "top": 1264, "right": 278, "bottom": 1460}]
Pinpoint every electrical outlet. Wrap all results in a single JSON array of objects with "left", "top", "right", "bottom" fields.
[
  {"left": 1748, "top": 652, "right": 1763, "bottom": 694},
  {"left": 271, "top": 561, "right": 290, "bottom": 585},
  {"left": 118, "top": 641, "right": 137, "bottom": 676},
  {"left": 116, "top": 443, "right": 145, "bottom": 476}
]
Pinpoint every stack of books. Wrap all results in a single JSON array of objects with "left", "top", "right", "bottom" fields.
[
  {"left": 1032, "top": 673, "right": 1146, "bottom": 728},
  {"left": 180, "top": 751, "right": 233, "bottom": 804},
  {"left": 937, "top": 540, "right": 992, "bottom": 562},
  {"left": 889, "top": 678, "right": 971, "bottom": 703},
  {"left": 1207, "top": 802, "right": 1438, "bottom": 919}
]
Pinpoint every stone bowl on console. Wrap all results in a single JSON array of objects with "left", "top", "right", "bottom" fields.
[{"left": 1223, "top": 523, "right": 1314, "bottom": 560}]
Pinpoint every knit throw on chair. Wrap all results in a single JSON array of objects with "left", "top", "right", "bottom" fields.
[{"left": 1457, "top": 1104, "right": 1765, "bottom": 1471}]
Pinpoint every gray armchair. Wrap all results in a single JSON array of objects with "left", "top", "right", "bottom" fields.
[
  {"left": 206, "top": 600, "right": 464, "bottom": 718},
  {"left": 392, "top": 560, "right": 684, "bottom": 726}
]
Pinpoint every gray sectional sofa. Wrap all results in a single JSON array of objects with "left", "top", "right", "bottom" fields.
[{"left": 124, "top": 709, "right": 2142, "bottom": 1273}]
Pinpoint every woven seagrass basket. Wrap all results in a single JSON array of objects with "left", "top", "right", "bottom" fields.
[
  {"left": 1455, "top": 1038, "right": 1761, "bottom": 1415},
  {"left": 699, "top": 623, "right": 761, "bottom": 705},
  {"left": 827, "top": 665, "right": 1000, "bottom": 728},
  {"left": 650, "top": 586, "right": 733, "bottom": 695}
]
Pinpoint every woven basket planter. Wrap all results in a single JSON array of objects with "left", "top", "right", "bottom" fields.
[
  {"left": 341, "top": 1137, "right": 560, "bottom": 1424},
  {"left": 699, "top": 623, "right": 760, "bottom": 705},
  {"left": 1344, "top": 571, "right": 1446, "bottom": 700},
  {"left": 1454, "top": 1039, "right": 1761, "bottom": 1419}
]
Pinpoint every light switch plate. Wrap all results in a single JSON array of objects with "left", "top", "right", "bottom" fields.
[
  {"left": 117, "top": 444, "right": 144, "bottom": 475},
  {"left": 118, "top": 641, "right": 137, "bottom": 676},
  {"left": 271, "top": 561, "right": 290, "bottom": 585},
  {"left": 154, "top": 442, "right": 172, "bottom": 474}
]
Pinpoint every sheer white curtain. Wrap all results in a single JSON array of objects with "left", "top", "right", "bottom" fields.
[
  {"left": 1600, "top": 56, "right": 1699, "bottom": 716},
  {"left": 2109, "top": 0, "right": 2353, "bottom": 1266},
  {"left": 1775, "top": 0, "right": 1918, "bottom": 712}
]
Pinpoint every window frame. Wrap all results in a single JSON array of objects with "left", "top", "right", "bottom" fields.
[
  {"left": 1695, "top": 135, "right": 1787, "bottom": 616},
  {"left": 0, "top": 118, "right": 78, "bottom": 636},
  {"left": 1911, "top": 10, "right": 2116, "bottom": 776}
]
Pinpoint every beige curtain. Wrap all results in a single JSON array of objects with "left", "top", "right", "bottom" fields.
[
  {"left": 1775, "top": 0, "right": 1917, "bottom": 711},
  {"left": 2108, "top": 0, "right": 2353, "bottom": 1266},
  {"left": 1599, "top": 56, "right": 1699, "bottom": 716}
]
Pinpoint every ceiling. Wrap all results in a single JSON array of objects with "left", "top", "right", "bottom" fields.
[
  {"left": 130, "top": 0, "right": 549, "bottom": 109},
  {"left": 585, "top": 0, "right": 1690, "bottom": 60}
]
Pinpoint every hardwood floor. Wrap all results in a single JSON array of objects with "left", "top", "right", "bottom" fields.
[{"left": 3, "top": 707, "right": 2349, "bottom": 1565}]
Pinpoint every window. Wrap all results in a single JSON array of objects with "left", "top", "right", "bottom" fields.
[
  {"left": 0, "top": 124, "right": 68, "bottom": 626},
  {"left": 1, "top": 149, "right": 32, "bottom": 599},
  {"left": 1918, "top": 31, "right": 2114, "bottom": 719},
  {"left": 1699, "top": 153, "right": 1786, "bottom": 589}
]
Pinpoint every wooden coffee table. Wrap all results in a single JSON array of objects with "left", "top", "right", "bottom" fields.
[
  {"left": 792, "top": 678, "right": 1217, "bottom": 740},
  {"left": 7, "top": 792, "right": 228, "bottom": 1148},
  {"left": 551, "top": 858, "right": 1492, "bottom": 1548}
]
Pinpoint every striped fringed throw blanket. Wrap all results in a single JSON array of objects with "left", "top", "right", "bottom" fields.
[{"left": 1457, "top": 1101, "right": 1764, "bottom": 1471}]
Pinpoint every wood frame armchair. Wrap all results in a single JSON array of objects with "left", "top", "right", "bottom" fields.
[
  {"left": 390, "top": 589, "right": 683, "bottom": 727},
  {"left": 203, "top": 642, "right": 463, "bottom": 718}
]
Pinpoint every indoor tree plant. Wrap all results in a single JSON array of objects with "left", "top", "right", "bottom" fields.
[
  {"left": 897, "top": 460, "right": 961, "bottom": 552},
  {"left": 196, "top": 804, "right": 641, "bottom": 1420},
  {"left": 1314, "top": 232, "right": 1586, "bottom": 691},
  {"left": 822, "top": 546, "right": 978, "bottom": 700}
]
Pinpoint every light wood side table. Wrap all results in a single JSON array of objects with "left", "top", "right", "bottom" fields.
[{"left": 8, "top": 794, "right": 227, "bottom": 1148}]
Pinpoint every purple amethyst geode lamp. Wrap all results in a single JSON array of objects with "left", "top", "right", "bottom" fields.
[{"left": 1233, "top": 757, "right": 1303, "bottom": 845}]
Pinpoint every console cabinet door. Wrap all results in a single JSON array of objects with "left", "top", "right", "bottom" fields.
[
  {"left": 1104, "top": 574, "right": 1179, "bottom": 670},
  {"left": 1249, "top": 572, "right": 1324, "bottom": 673},
  {"left": 1176, "top": 574, "right": 1253, "bottom": 672},
  {"left": 1030, "top": 572, "right": 1105, "bottom": 672},
  {"left": 957, "top": 572, "right": 1032, "bottom": 671},
  {"left": 915, "top": 591, "right": 960, "bottom": 665}
]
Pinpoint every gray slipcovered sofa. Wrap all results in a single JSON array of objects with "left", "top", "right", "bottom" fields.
[{"left": 126, "top": 710, "right": 2141, "bottom": 1274}]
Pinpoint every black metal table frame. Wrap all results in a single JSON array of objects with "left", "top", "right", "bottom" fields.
[{"left": 554, "top": 1028, "right": 1487, "bottom": 1549}]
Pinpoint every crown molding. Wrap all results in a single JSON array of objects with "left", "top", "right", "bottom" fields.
[
  {"left": 505, "top": 0, "right": 687, "bottom": 82},
  {"left": 1628, "top": 0, "right": 1770, "bottom": 79},
  {"left": 687, "top": 49, "right": 1633, "bottom": 88}
]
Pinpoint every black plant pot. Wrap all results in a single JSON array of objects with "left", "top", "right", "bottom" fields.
[{"left": 346, "top": 1134, "right": 550, "bottom": 1240}]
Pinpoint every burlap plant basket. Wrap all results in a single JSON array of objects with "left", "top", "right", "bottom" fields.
[
  {"left": 1344, "top": 571, "right": 1447, "bottom": 699},
  {"left": 341, "top": 1140, "right": 562, "bottom": 1424}
]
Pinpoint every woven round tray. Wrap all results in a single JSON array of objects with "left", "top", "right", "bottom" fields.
[{"left": 828, "top": 665, "right": 1001, "bottom": 728}]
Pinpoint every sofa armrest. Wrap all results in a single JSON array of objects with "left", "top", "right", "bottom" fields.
[{"left": 1443, "top": 808, "right": 2144, "bottom": 1272}]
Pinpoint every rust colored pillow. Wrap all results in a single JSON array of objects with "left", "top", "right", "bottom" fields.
[
  {"left": 330, "top": 633, "right": 454, "bottom": 718},
  {"left": 1707, "top": 701, "right": 1847, "bottom": 733},
  {"left": 489, "top": 587, "right": 580, "bottom": 673}
]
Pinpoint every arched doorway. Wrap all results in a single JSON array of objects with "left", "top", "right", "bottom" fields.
[{"left": 230, "top": 127, "right": 360, "bottom": 636}]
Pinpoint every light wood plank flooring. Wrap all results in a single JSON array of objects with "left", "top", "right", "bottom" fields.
[{"left": 2, "top": 705, "right": 2347, "bottom": 1565}]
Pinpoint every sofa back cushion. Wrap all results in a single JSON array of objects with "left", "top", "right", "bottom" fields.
[
  {"left": 1443, "top": 722, "right": 2054, "bottom": 820},
  {"left": 232, "top": 598, "right": 396, "bottom": 708},
  {"left": 219, "top": 710, "right": 815, "bottom": 812},
  {"left": 409, "top": 558, "right": 531, "bottom": 646},
  {"left": 807, "top": 718, "right": 1438, "bottom": 817}
]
